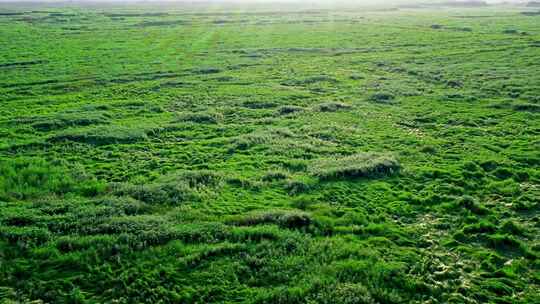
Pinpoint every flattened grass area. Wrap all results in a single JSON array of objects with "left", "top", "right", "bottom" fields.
[{"left": 0, "top": 2, "right": 539, "bottom": 304}]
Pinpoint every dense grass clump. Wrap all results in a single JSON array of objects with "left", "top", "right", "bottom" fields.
[
  {"left": 0, "top": 158, "right": 74, "bottom": 201},
  {"left": 176, "top": 112, "right": 222, "bottom": 124},
  {"left": 512, "top": 102, "right": 540, "bottom": 112},
  {"left": 309, "top": 153, "right": 400, "bottom": 180},
  {"left": 261, "top": 170, "right": 290, "bottom": 182},
  {"left": 313, "top": 102, "right": 351, "bottom": 112},
  {"left": 282, "top": 75, "right": 338, "bottom": 86},
  {"left": 369, "top": 92, "right": 395, "bottom": 104},
  {"left": 31, "top": 113, "right": 110, "bottom": 131},
  {"left": 0, "top": 158, "right": 104, "bottom": 201},
  {"left": 277, "top": 105, "right": 305, "bottom": 115},
  {"left": 51, "top": 125, "right": 150, "bottom": 145},
  {"left": 456, "top": 195, "right": 490, "bottom": 215},
  {"left": 193, "top": 67, "right": 221, "bottom": 74},
  {"left": 229, "top": 209, "right": 312, "bottom": 229},
  {"left": 230, "top": 127, "right": 296, "bottom": 151},
  {"left": 110, "top": 182, "right": 195, "bottom": 205},
  {"left": 111, "top": 170, "right": 222, "bottom": 205},
  {"left": 502, "top": 29, "right": 528, "bottom": 35},
  {"left": 242, "top": 100, "right": 277, "bottom": 109}
]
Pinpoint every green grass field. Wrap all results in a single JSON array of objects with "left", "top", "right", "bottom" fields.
[{"left": 0, "top": 1, "right": 539, "bottom": 303}]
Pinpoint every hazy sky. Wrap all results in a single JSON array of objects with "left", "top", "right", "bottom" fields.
[
  {"left": 0, "top": 0, "right": 528, "bottom": 3},
  {"left": 0, "top": 0, "right": 528, "bottom": 6}
]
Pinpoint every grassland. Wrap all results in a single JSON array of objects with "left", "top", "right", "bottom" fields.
[{"left": 0, "top": 2, "right": 539, "bottom": 303}]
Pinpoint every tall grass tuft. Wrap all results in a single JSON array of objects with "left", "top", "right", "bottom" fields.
[
  {"left": 111, "top": 170, "right": 222, "bottom": 205},
  {"left": 229, "top": 209, "right": 312, "bottom": 229},
  {"left": 31, "top": 113, "right": 110, "bottom": 131},
  {"left": 175, "top": 112, "right": 222, "bottom": 124},
  {"left": 313, "top": 102, "right": 352, "bottom": 112},
  {"left": 309, "top": 153, "right": 400, "bottom": 180},
  {"left": 51, "top": 125, "right": 150, "bottom": 145},
  {"left": 0, "top": 158, "right": 104, "bottom": 201}
]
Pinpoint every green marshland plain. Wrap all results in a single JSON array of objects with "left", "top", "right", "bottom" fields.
[{"left": 0, "top": 2, "right": 539, "bottom": 303}]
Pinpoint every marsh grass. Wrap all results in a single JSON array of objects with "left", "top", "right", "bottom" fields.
[
  {"left": 31, "top": 112, "right": 110, "bottom": 131},
  {"left": 369, "top": 92, "right": 396, "bottom": 104},
  {"left": 309, "top": 153, "right": 400, "bottom": 180},
  {"left": 175, "top": 111, "right": 223, "bottom": 124},
  {"left": 193, "top": 67, "right": 221, "bottom": 74},
  {"left": 277, "top": 105, "right": 305, "bottom": 115},
  {"left": 261, "top": 170, "right": 290, "bottom": 182},
  {"left": 456, "top": 196, "right": 490, "bottom": 215},
  {"left": 0, "top": 158, "right": 104, "bottom": 201},
  {"left": 111, "top": 170, "right": 222, "bottom": 205},
  {"left": 282, "top": 75, "right": 338, "bottom": 86},
  {"left": 313, "top": 102, "right": 352, "bottom": 112},
  {"left": 230, "top": 127, "right": 296, "bottom": 151},
  {"left": 512, "top": 102, "right": 540, "bottom": 112},
  {"left": 0, "top": 158, "right": 73, "bottom": 200},
  {"left": 229, "top": 209, "right": 312, "bottom": 229},
  {"left": 51, "top": 125, "right": 151, "bottom": 145}
]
